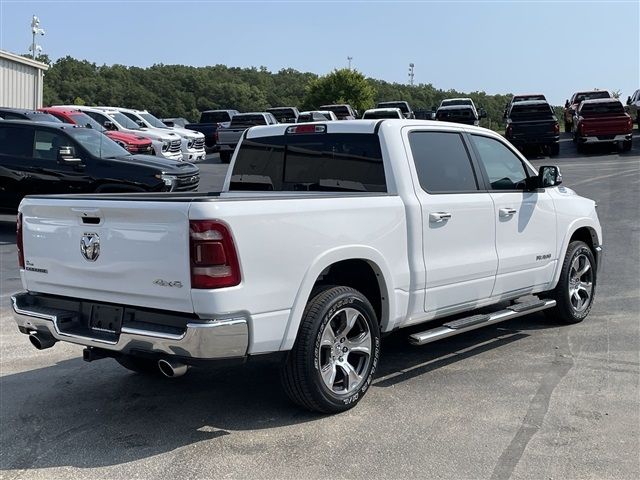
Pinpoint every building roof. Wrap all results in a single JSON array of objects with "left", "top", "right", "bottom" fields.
[{"left": 0, "top": 49, "right": 49, "bottom": 71}]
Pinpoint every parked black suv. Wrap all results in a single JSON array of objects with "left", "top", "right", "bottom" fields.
[
  {"left": 504, "top": 100, "right": 560, "bottom": 156},
  {"left": 0, "top": 121, "right": 199, "bottom": 212},
  {"left": 0, "top": 107, "right": 62, "bottom": 123}
]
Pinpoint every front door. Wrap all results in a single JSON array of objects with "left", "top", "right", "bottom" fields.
[
  {"left": 404, "top": 128, "right": 498, "bottom": 315},
  {"left": 468, "top": 133, "right": 557, "bottom": 297}
]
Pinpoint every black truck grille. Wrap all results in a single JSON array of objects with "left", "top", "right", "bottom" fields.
[{"left": 173, "top": 173, "right": 200, "bottom": 191}]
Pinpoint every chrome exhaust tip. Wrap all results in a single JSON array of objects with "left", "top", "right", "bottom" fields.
[
  {"left": 29, "top": 332, "right": 56, "bottom": 350},
  {"left": 158, "top": 358, "right": 188, "bottom": 378}
]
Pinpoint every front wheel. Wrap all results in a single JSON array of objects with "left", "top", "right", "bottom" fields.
[
  {"left": 544, "top": 241, "right": 596, "bottom": 324},
  {"left": 219, "top": 151, "right": 231, "bottom": 163},
  {"left": 622, "top": 139, "right": 632, "bottom": 152},
  {"left": 281, "top": 286, "right": 381, "bottom": 413}
]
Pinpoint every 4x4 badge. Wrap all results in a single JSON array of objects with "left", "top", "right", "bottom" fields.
[{"left": 80, "top": 233, "right": 100, "bottom": 262}]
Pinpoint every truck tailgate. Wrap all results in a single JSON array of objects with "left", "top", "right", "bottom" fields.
[
  {"left": 20, "top": 198, "right": 194, "bottom": 312},
  {"left": 582, "top": 116, "right": 630, "bottom": 135}
]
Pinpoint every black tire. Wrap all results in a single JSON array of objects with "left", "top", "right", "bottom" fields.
[
  {"left": 576, "top": 142, "right": 586, "bottom": 154},
  {"left": 564, "top": 121, "right": 572, "bottom": 133},
  {"left": 116, "top": 355, "right": 161, "bottom": 375},
  {"left": 280, "top": 286, "right": 381, "bottom": 413},
  {"left": 219, "top": 151, "right": 231, "bottom": 163},
  {"left": 544, "top": 241, "right": 596, "bottom": 324},
  {"left": 549, "top": 143, "right": 560, "bottom": 157},
  {"left": 622, "top": 139, "right": 632, "bottom": 152}
]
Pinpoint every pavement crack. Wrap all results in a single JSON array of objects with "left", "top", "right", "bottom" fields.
[{"left": 490, "top": 330, "right": 574, "bottom": 480}]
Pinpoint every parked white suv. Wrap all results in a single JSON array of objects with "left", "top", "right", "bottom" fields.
[
  {"left": 13, "top": 119, "right": 602, "bottom": 413},
  {"left": 59, "top": 105, "right": 182, "bottom": 161},
  {"left": 115, "top": 107, "right": 206, "bottom": 163}
]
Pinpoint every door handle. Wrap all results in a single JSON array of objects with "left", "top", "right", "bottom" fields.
[
  {"left": 499, "top": 207, "right": 517, "bottom": 217},
  {"left": 429, "top": 212, "right": 452, "bottom": 223}
]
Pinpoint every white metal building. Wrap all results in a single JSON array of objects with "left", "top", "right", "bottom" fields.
[{"left": 0, "top": 49, "right": 49, "bottom": 109}]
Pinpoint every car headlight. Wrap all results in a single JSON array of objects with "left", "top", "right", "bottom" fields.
[
  {"left": 156, "top": 173, "right": 177, "bottom": 190},
  {"left": 161, "top": 141, "right": 170, "bottom": 152},
  {"left": 187, "top": 139, "right": 194, "bottom": 149}
]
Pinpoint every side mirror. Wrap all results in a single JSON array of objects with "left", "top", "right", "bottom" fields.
[
  {"left": 103, "top": 120, "right": 115, "bottom": 131},
  {"left": 538, "top": 165, "right": 562, "bottom": 188},
  {"left": 85, "top": 123, "right": 93, "bottom": 129},
  {"left": 58, "top": 145, "right": 82, "bottom": 164},
  {"left": 136, "top": 119, "right": 145, "bottom": 127},
  {"left": 479, "top": 108, "right": 487, "bottom": 119},
  {"left": 627, "top": 96, "right": 632, "bottom": 105}
]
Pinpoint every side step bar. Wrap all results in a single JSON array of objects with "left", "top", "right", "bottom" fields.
[{"left": 408, "top": 299, "right": 556, "bottom": 346}]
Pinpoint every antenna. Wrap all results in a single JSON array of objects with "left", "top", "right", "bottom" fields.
[
  {"left": 408, "top": 63, "right": 415, "bottom": 86},
  {"left": 29, "top": 15, "right": 45, "bottom": 60},
  {"left": 347, "top": 56, "right": 353, "bottom": 70}
]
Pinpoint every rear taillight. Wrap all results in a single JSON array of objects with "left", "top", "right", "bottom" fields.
[
  {"left": 553, "top": 123, "right": 559, "bottom": 134},
  {"left": 627, "top": 117, "right": 633, "bottom": 131},
  {"left": 17, "top": 213, "right": 24, "bottom": 269},
  {"left": 579, "top": 122, "right": 586, "bottom": 135},
  {"left": 189, "top": 220, "right": 240, "bottom": 289}
]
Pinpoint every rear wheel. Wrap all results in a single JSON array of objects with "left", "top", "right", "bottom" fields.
[
  {"left": 622, "top": 139, "right": 632, "bottom": 152},
  {"left": 544, "top": 241, "right": 596, "bottom": 324},
  {"left": 564, "top": 121, "right": 572, "bottom": 133},
  {"left": 116, "top": 355, "right": 160, "bottom": 375},
  {"left": 281, "top": 286, "right": 381, "bottom": 413},
  {"left": 576, "top": 142, "right": 586, "bottom": 154},
  {"left": 549, "top": 143, "right": 560, "bottom": 157},
  {"left": 219, "top": 151, "right": 231, "bottom": 163}
]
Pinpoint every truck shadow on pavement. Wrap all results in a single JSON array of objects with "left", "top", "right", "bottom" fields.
[
  {"left": 0, "top": 219, "right": 16, "bottom": 245},
  {"left": 0, "top": 312, "right": 558, "bottom": 471}
]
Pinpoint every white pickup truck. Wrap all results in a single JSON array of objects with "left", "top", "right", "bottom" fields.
[{"left": 12, "top": 120, "right": 602, "bottom": 413}]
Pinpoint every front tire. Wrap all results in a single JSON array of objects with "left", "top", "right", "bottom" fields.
[
  {"left": 544, "top": 241, "right": 596, "bottom": 324},
  {"left": 219, "top": 151, "right": 231, "bottom": 163},
  {"left": 622, "top": 139, "right": 632, "bottom": 152},
  {"left": 281, "top": 286, "right": 381, "bottom": 413}
]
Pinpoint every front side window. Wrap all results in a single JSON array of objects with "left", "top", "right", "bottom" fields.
[
  {"left": 471, "top": 135, "right": 528, "bottom": 190},
  {"left": 34, "top": 129, "right": 73, "bottom": 161},
  {"left": 408, "top": 131, "right": 478, "bottom": 193}
]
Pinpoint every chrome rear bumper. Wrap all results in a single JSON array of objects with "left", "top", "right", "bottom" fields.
[{"left": 11, "top": 292, "right": 248, "bottom": 359}]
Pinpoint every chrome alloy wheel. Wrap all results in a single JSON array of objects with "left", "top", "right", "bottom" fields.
[
  {"left": 318, "top": 307, "right": 372, "bottom": 395},
  {"left": 568, "top": 253, "right": 593, "bottom": 312}
]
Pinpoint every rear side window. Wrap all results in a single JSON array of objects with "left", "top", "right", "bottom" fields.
[
  {"left": 0, "top": 125, "right": 34, "bottom": 157},
  {"left": 408, "top": 131, "right": 478, "bottom": 193},
  {"left": 229, "top": 133, "right": 386, "bottom": 192}
]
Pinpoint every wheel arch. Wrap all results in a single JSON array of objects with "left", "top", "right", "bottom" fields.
[
  {"left": 280, "top": 247, "right": 395, "bottom": 351},
  {"left": 551, "top": 221, "right": 601, "bottom": 288}
]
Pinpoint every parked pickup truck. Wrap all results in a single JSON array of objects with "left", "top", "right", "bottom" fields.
[
  {"left": 266, "top": 107, "right": 300, "bottom": 124},
  {"left": 563, "top": 90, "right": 611, "bottom": 133},
  {"left": 185, "top": 110, "right": 239, "bottom": 151},
  {"left": 503, "top": 94, "right": 547, "bottom": 119},
  {"left": 435, "top": 105, "right": 480, "bottom": 125},
  {"left": 626, "top": 89, "right": 640, "bottom": 126},
  {"left": 573, "top": 99, "right": 633, "bottom": 153},
  {"left": 216, "top": 112, "right": 278, "bottom": 163},
  {"left": 505, "top": 100, "right": 560, "bottom": 156},
  {"left": 319, "top": 104, "right": 358, "bottom": 120},
  {"left": 0, "top": 120, "right": 199, "bottom": 212},
  {"left": 12, "top": 120, "right": 602, "bottom": 413},
  {"left": 376, "top": 101, "right": 415, "bottom": 119}
]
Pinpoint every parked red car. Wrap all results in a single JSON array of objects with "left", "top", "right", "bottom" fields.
[
  {"left": 573, "top": 99, "right": 633, "bottom": 153},
  {"left": 39, "top": 107, "right": 153, "bottom": 154}
]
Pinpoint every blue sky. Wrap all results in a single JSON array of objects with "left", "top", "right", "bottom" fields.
[{"left": 0, "top": 0, "right": 638, "bottom": 105}]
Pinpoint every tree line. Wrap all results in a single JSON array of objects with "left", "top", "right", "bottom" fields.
[{"left": 40, "top": 55, "right": 518, "bottom": 130}]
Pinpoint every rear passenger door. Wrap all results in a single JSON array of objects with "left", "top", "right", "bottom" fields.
[
  {"left": 469, "top": 134, "right": 557, "bottom": 296},
  {"left": 404, "top": 128, "right": 498, "bottom": 314}
]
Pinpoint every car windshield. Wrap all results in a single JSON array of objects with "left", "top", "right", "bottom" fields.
[
  {"left": 580, "top": 102, "right": 624, "bottom": 116},
  {"left": 441, "top": 99, "right": 472, "bottom": 107},
  {"left": 230, "top": 115, "right": 268, "bottom": 128},
  {"left": 377, "top": 102, "right": 409, "bottom": 113},
  {"left": 200, "top": 111, "right": 232, "bottom": 123},
  {"left": 510, "top": 103, "right": 553, "bottom": 120},
  {"left": 267, "top": 109, "right": 297, "bottom": 122},
  {"left": 140, "top": 113, "right": 169, "bottom": 129},
  {"left": 26, "top": 112, "right": 62, "bottom": 122},
  {"left": 363, "top": 110, "right": 402, "bottom": 119},
  {"left": 575, "top": 91, "right": 610, "bottom": 104},
  {"left": 67, "top": 127, "right": 131, "bottom": 158},
  {"left": 69, "top": 113, "right": 105, "bottom": 132},
  {"left": 513, "top": 95, "right": 546, "bottom": 103},
  {"left": 110, "top": 112, "right": 140, "bottom": 129}
]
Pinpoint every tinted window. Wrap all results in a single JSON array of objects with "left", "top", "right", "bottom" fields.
[
  {"left": 34, "top": 129, "right": 73, "bottom": 161},
  {"left": 0, "top": 125, "right": 34, "bottom": 157},
  {"left": 67, "top": 128, "right": 129, "bottom": 159},
  {"left": 230, "top": 133, "right": 386, "bottom": 192},
  {"left": 579, "top": 101, "right": 624, "bottom": 116},
  {"left": 409, "top": 131, "right": 478, "bottom": 193},
  {"left": 200, "top": 111, "right": 232, "bottom": 123},
  {"left": 26, "top": 112, "right": 61, "bottom": 122},
  {"left": 230, "top": 115, "right": 268, "bottom": 128},
  {"left": 378, "top": 102, "right": 409, "bottom": 113},
  {"left": 0, "top": 112, "right": 26, "bottom": 120},
  {"left": 509, "top": 103, "right": 553, "bottom": 120},
  {"left": 471, "top": 135, "right": 528, "bottom": 190},
  {"left": 363, "top": 110, "right": 402, "bottom": 119}
]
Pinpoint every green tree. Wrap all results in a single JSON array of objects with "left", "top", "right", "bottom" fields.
[{"left": 304, "top": 69, "right": 376, "bottom": 113}]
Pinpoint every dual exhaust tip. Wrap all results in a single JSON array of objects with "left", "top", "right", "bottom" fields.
[{"left": 29, "top": 332, "right": 188, "bottom": 378}]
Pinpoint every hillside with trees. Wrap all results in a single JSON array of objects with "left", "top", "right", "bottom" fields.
[{"left": 40, "top": 56, "right": 515, "bottom": 130}]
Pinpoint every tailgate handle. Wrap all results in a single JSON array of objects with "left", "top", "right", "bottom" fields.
[
  {"left": 82, "top": 217, "right": 101, "bottom": 225},
  {"left": 72, "top": 208, "right": 103, "bottom": 225}
]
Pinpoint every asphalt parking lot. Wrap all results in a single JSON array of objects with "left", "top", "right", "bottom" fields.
[{"left": 0, "top": 133, "right": 638, "bottom": 479}]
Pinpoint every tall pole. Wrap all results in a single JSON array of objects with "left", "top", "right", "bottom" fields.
[
  {"left": 347, "top": 56, "right": 353, "bottom": 70},
  {"left": 408, "top": 63, "right": 415, "bottom": 86}
]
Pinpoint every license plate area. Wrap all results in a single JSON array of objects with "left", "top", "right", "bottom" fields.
[{"left": 89, "top": 304, "right": 123, "bottom": 334}]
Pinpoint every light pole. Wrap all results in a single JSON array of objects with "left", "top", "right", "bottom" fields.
[
  {"left": 29, "top": 15, "right": 45, "bottom": 60},
  {"left": 408, "top": 63, "right": 415, "bottom": 86},
  {"left": 347, "top": 56, "right": 353, "bottom": 70}
]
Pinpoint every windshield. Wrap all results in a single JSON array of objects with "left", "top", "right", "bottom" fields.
[
  {"left": 575, "top": 91, "right": 610, "bottom": 104},
  {"left": 441, "top": 99, "right": 473, "bottom": 107},
  {"left": 140, "top": 113, "right": 169, "bottom": 129},
  {"left": 69, "top": 113, "right": 105, "bottom": 132},
  {"left": 580, "top": 102, "right": 624, "bottom": 116},
  {"left": 437, "top": 108, "right": 475, "bottom": 119},
  {"left": 67, "top": 127, "right": 131, "bottom": 158},
  {"left": 267, "top": 108, "right": 297, "bottom": 122},
  {"left": 513, "top": 95, "right": 546, "bottom": 103},
  {"left": 363, "top": 110, "right": 402, "bottom": 119},
  {"left": 321, "top": 106, "right": 352, "bottom": 119},
  {"left": 200, "top": 111, "right": 232, "bottom": 123},
  {"left": 377, "top": 102, "right": 409, "bottom": 113},
  {"left": 230, "top": 133, "right": 386, "bottom": 192},
  {"left": 230, "top": 114, "right": 268, "bottom": 128},
  {"left": 26, "top": 112, "right": 62, "bottom": 122},
  {"left": 110, "top": 112, "right": 140, "bottom": 130}
]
